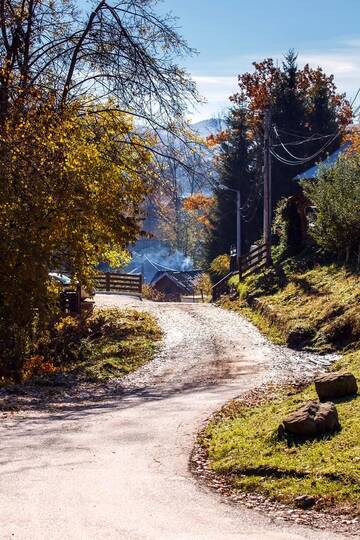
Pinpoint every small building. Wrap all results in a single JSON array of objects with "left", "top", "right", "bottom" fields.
[
  {"left": 151, "top": 270, "right": 203, "bottom": 301},
  {"left": 293, "top": 141, "right": 352, "bottom": 182}
]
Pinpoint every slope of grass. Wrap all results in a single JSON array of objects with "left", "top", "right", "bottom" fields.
[
  {"left": 20, "top": 308, "right": 162, "bottom": 383},
  {"left": 208, "top": 263, "right": 360, "bottom": 513},
  {"left": 204, "top": 349, "right": 360, "bottom": 512},
  {"left": 225, "top": 264, "right": 360, "bottom": 351}
]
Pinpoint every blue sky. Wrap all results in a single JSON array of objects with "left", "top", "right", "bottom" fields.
[
  {"left": 80, "top": 1, "right": 360, "bottom": 121},
  {"left": 156, "top": 0, "right": 360, "bottom": 121}
]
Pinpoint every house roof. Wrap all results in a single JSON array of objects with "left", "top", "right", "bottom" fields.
[
  {"left": 151, "top": 270, "right": 203, "bottom": 294},
  {"left": 293, "top": 141, "right": 352, "bottom": 181}
]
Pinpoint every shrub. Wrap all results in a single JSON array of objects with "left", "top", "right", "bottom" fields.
[
  {"left": 302, "top": 154, "right": 360, "bottom": 263},
  {"left": 21, "top": 355, "right": 57, "bottom": 382},
  {"left": 194, "top": 273, "right": 212, "bottom": 299},
  {"left": 209, "top": 254, "right": 230, "bottom": 281},
  {"left": 142, "top": 285, "right": 166, "bottom": 302},
  {"left": 272, "top": 196, "right": 304, "bottom": 263}
]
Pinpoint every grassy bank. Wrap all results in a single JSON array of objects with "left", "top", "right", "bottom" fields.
[
  {"left": 203, "top": 349, "right": 360, "bottom": 513},
  {"left": 19, "top": 308, "right": 162, "bottom": 384},
  {"left": 224, "top": 263, "right": 360, "bottom": 351},
  {"left": 206, "top": 262, "right": 360, "bottom": 514}
]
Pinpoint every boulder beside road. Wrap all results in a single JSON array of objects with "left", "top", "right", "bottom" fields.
[
  {"left": 315, "top": 371, "right": 358, "bottom": 401},
  {"left": 280, "top": 400, "right": 340, "bottom": 438}
]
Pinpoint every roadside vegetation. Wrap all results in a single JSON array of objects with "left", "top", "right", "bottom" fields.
[
  {"left": 3, "top": 308, "right": 162, "bottom": 385},
  {"left": 203, "top": 349, "right": 360, "bottom": 513},
  {"left": 205, "top": 148, "right": 360, "bottom": 515},
  {"left": 0, "top": 0, "right": 198, "bottom": 381},
  {"left": 208, "top": 262, "right": 360, "bottom": 514}
]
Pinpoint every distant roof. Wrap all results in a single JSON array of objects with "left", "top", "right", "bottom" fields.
[
  {"left": 151, "top": 270, "right": 203, "bottom": 294},
  {"left": 294, "top": 142, "right": 352, "bottom": 181}
]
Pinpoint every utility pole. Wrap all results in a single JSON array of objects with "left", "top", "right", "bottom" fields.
[
  {"left": 236, "top": 189, "right": 241, "bottom": 273},
  {"left": 263, "top": 108, "right": 272, "bottom": 265}
]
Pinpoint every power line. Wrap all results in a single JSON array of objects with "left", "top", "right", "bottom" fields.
[
  {"left": 350, "top": 87, "right": 360, "bottom": 108},
  {"left": 272, "top": 125, "right": 340, "bottom": 165},
  {"left": 271, "top": 132, "right": 336, "bottom": 148}
]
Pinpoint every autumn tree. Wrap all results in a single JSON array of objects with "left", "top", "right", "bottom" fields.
[
  {"left": 0, "top": 1, "right": 199, "bottom": 374},
  {"left": 152, "top": 128, "right": 215, "bottom": 266},
  {"left": 208, "top": 51, "right": 352, "bottom": 261},
  {"left": 0, "top": 101, "right": 158, "bottom": 376}
]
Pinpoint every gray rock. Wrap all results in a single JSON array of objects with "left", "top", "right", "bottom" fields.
[
  {"left": 294, "top": 495, "right": 316, "bottom": 509},
  {"left": 281, "top": 400, "right": 340, "bottom": 438},
  {"left": 315, "top": 371, "right": 358, "bottom": 401}
]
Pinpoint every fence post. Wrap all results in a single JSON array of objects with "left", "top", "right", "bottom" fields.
[
  {"left": 106, "top": 272, "right": 111, "bottom": 292},
  {"left": 76, "top": 283, "right": 82, "bottom": 315},
  {"left": 265, "top": 242, "right": 272, "bottom": 267}
]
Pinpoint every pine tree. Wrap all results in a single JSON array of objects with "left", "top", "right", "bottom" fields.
[
  {"left": 207, "top": 51, "right": 351, "bottom": 263},
  {"left": 207, "top": 107, "right": 258, "bottom": 262}
]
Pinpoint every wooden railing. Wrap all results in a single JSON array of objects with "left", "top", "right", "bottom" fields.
[
  {"left": 211, "top": 271, "right": 238, "bottom": 303},
  {"left": 239, "top": 242, "right": 270, "bottom": 278},
  {"left": 212, "top": 243, "right": 270, "bottom": 302},
  {"left": 94, "top": 272, "right": 143, "bottom": 297}
]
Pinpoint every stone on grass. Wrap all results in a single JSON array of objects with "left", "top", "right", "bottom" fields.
[
  {"left": 294, "top": 495, "right": 316, "bottom": 509},
  {"left": 280, "top": 400, "right": 340, "bottom": 438},
  {"left": 315, "top": 371, "right": 358, "bottom": 401}
]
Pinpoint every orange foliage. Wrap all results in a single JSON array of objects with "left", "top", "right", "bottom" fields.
[
  {"left": 21, "top": 355, "right": 57, "bottom": 382},
  {"left": 207, "top": 130, "right": 229, "bottom": 146},
  {"left": 183, "top": 193, "right": 216, "bottom": 228},
  {"left": 345, "top": 127, "right": 360, "bottom": 154}
]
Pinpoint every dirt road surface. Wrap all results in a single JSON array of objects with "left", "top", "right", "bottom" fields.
[{"left": 0, "top": 297, "right": 351, "bottom": 540}]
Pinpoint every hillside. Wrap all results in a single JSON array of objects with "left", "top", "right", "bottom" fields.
[{"left": 204, "top": 263, "right": 360, "bottom": 516}]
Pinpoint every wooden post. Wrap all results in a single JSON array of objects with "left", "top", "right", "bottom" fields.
[
  {"left": 106, "top": 272, "right": 111, "bottom": 292},
  {"left": 76, "top": 282, "right": 82, "bottom": 315}
]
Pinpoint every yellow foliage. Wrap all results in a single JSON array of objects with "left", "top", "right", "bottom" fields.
[{"left": 0, "top": 98, "right": 156, "bottom": 373}]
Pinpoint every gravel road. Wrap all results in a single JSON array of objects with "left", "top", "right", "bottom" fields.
[{"left": 0, "top": 296, "right": 352, "bottom": 540}]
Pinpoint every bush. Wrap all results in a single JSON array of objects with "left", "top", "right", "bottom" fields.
[
  {"left": 272, "top": 196, "right": 305, "bottom": 263},
  {"left": 142, "top": 285, "right": 166, "bottom": 302},
  {"left": 194, "top": 273, "right": 212, "bottom": 299},
  {"left": 302, "top": 154, "right": 360, "bottom": 263},
  {"left": 209, "top": 254, "right": 230, "bottom": 282}
]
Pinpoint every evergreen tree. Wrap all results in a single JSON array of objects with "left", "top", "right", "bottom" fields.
[
  {"left": 207, "top": 51, "right": 351, "bottom": 263},
  {"left": 207, "top": 107, "right": 258, "bottom": 262}
]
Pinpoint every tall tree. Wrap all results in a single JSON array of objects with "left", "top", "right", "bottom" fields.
[
  {"left": 0, "top": 0, "right": 199, "bottom": 374},
  {"left": 207, "top": 106, "right": 257, "bottom": 261},
  {"left": 207, "top": 52, "right": 352, "bottom": 262}
]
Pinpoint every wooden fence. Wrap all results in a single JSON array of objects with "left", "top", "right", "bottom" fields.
[
  {"left": 212, "top": 243, "right": 270, "bottom": 302},
  {"left": 239, "top": 242, "right": 270, "bottom": 278},
  {"left": 94, "top": 272, "right": 143, "bottom": 297}
]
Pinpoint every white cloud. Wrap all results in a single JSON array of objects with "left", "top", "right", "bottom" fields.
[
  {"left": 189, "top": 75, "right": 239, "bottom": 122},
  {"left": 189, "top": 40, "right": 360, "bottom": 122}
]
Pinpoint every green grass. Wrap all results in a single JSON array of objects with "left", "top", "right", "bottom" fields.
[
  {"left": 208, "top": 263, "right": 360, "bottom": 513},
  {"left": 204, "top": 350, "right": 360, "bottom": 512},
  {"left": 29, "top": 308, "right": 163, "bottom": 383},
  {"left": 227, "top": 264, "right": 360, "bottom": 351},
  {"left": 68, "top": 308, "right": 162, "bottom": 382}
]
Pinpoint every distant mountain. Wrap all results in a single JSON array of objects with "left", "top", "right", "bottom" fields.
[{"left": 190, "top": 118, "right": 225, "bottom": 137}]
